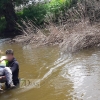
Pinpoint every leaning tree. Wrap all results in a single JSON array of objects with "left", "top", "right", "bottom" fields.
[{"left": 0, "top": 0, "right": 29, "bottom": 36}]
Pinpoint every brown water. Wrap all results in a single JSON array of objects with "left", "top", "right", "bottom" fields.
[{"left": 0, "top": 40, "right": 100, "bottom": 100}]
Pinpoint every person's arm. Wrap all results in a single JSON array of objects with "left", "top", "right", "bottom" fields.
[
  {"left": 0, "top": 56, "right": 7, "bottom": 62},
  {"left": 0, "top": 76, "right": 6, "bottom": 80},
  {"left": 0, "top": 50, "right": 6, "bottom": 63},
  {"left": 10, "top": 63, "right": 18, "bottom": 74}
]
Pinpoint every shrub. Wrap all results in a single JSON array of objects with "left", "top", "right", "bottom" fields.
[{"left": 17, "top": 0, "right": 79, "bottom": 25}]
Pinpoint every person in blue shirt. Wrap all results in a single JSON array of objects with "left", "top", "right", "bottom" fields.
[{"left": 5, "top": 49, "right": 19, "bottom": 88}]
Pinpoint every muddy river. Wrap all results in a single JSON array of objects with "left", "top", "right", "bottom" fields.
[{"left": 0, "top": 40, "right": 100, "bottom": 100}]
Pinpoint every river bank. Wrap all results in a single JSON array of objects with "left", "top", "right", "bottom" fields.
[
  {"left": 6, "top": 0, "right": 100, "bottom": 53},
  {"left": 8, "top": 20, "right": 100, "bottom": 54}
]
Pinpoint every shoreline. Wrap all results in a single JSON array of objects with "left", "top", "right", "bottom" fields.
[{"left": 5, "top": 21, "right": 100, "bottom": 54}]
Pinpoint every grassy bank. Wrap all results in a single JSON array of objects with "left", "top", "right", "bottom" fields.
[
  {"left": 11, "top": 0, "right": 100, "bottom": 54},
  {"left": 1, "top": 0, "right": 100, "bottom": 54}
]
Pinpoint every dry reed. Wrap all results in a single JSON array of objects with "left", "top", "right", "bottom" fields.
[{"left": 13, "top": 0, "right": 100, "bottom": 53}]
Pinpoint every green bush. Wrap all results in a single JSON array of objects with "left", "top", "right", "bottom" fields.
[
  {"left": 17, "top": 0, "right": 79, "bottom": 25},
  {"left": 18, "top": 3, "right": 47, "bottom": 25}
]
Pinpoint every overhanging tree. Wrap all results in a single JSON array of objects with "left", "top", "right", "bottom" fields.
[{"left": 0, "top": 0, "right": 29, "bottom": 36}]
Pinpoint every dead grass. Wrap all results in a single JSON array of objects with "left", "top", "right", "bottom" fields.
[
  {"left": 61, "top": 21, "right": 100, "bottom": 54},
  {"left": 13, "top": 0, "right": 100, "bottom": 53}
]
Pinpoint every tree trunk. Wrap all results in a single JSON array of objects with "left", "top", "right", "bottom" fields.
[{"left": 3, "top": 0, "right": 18, "bottom": 37}]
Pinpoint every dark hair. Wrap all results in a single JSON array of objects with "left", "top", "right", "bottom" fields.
[{"left": 6, "top": 49, "right": 14, "bottom": 55}]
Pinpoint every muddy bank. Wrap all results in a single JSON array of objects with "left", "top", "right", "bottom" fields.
[
  {"left": 61, "top": 21, "right": 100, "bottom": 54},
  {"left": 11, "top": 24, "right": 66, "bottom": 47},
  {"left": 9, "top": 0, "right": 100, "bottom": 53},
  {"left": 11, "top": 21, "right": 100, "bottom": 53}
]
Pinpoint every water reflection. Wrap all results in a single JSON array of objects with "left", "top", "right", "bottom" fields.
[{"left": 60, "top": 49, "right": 100, "bottom": 100}]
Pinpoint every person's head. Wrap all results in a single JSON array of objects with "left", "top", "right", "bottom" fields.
[{"left": 6, "top": 49, "right": 14, "bottom": 61}]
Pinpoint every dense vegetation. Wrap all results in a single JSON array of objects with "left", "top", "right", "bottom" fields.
[{"left": 0, "top": 0, "right": 79, "bottom": 37}]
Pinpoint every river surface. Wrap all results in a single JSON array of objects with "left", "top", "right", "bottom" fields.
[{"left": 0, "top": 40, "right": 100, "bottom": 100}]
